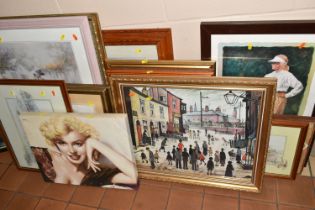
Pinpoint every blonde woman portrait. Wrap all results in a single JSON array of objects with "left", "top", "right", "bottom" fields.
[{"left": 21, "top": 113, "right": 138, "bottom": 187}]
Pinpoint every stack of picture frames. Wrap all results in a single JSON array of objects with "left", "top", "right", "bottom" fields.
[
  {"left": 0, "top": 13, "right": 141, "bottom": 189},
  {"left": 102, "top": 28, "right": 215, "bottom": 77},
  {"left": 201, "top": 20, "right": 315, "bottom": 179}
]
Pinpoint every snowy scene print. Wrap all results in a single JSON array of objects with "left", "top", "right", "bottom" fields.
[
  {"left": 267, "top": 135, "right": 288, "bottom": 169},
  {"left": 123, "top": 86, "right": 262, "bottom": 179},
  {"left": 0, "top": 42, "right": 79, "bottom": 83}
]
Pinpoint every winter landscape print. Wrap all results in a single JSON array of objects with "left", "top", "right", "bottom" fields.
[
  {"left": 0, "top": 42, "right": 80, "bottom": 83},
  {"left": 266, "top": 135, "right": 287, "bottom": 169},
  {"left": 123, "top": 86, "right": 262, "bottom": 182}
]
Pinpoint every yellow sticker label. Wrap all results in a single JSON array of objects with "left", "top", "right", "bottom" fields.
[
  {"left": 135, "top": 48, "right": 142, "bottom": 53},
  {"left": 9, "top": 90, "right": 15, "bottom": 96},
  {"left": 40, "top": 91, "right": 46, "bottom": 97},
  {"left": 248, "top": 42, "right": 253, "bottom": 50},
  {"left": 87, "top": 101, "right": 94, "bottom": 107},
  {"left": 0, "top": 37, "right": 3, "bottom": 43},
  {"left": 60, "top": 34, "right": 65, "bottom": 41},
  {"left": 141, "top": 59, "right": 148, "bottom": 64},
  {"left": 146, "top": 96, "right": 152, "bottom": 101}
]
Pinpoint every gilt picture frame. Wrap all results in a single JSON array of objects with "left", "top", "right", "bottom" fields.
[
  {"left": 106, "top": 60, "right": 215, "bottom": 77},
  {"left": 0, "top": 79, "right": 72, "bottom": 169},
  {"left": 109, "top": 74, "right": 276, "bottom": 192},
  {"left": 200, "top": 20, "right": 315, "bottom": 116},
  {"left": 0, "top": 13, "right": 107, "bottom": 84}
]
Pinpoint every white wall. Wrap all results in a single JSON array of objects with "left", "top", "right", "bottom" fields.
[{"left": 1, "top": 0, "right": 315, "bottom": 60}]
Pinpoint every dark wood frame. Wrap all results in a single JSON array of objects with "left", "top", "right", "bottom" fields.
[
  {"left": 200, "top": 20, "right": 315, "bottom": 60},
  {"left": 265, "top": 115, "right": 312, "bottom": 179},
  {"left": 67, "top": 84, "right": 113, "bottom": 113},
  {"left": 102, "top": 28, "right": 174, "bottom": 60},
  {"left": 0, "top": 79, "right": 72, "bottom": 170}
]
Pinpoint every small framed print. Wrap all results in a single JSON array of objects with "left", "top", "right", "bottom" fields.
[
  {"left": 265, "top": 115, "right": 314, "bottom": 179},
  {"left": 109, "top": 74, "right": 276, "bottom": 192},
  {"left": 0, "top": 13, "right": 107, "bottom": 84},
  {"left": 0, "top": 79, "right": 72, "bottom": 169},
  {"left": 102, "top": 28, "right": 173, "bottom": 61},
  {"left": 67, "top": 85, "right": 112, "bottom": 113}
]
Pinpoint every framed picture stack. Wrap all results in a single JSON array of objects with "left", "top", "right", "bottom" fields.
[{"left": 0, "top": 13, "right": 113, "bottom": 173}]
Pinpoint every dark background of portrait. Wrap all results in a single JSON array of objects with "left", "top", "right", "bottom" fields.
[
  {"left": 222, "top": 46, "right": 314, "bottom": 115},
  {"left": 0, "top": 137, "right": 6, "bottom": 151}
]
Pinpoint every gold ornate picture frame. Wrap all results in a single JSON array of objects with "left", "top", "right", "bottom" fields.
[
  {"left": 109, "top": 74, "right": 276, "bottom": 192},
  {"left": 106, "top": 60, "right": 215, "bottom": 77}
]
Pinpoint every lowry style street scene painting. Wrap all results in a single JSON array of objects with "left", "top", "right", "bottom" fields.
[
  {"left": 123, "top": 86, "right": 262, "bottom": 179},
  {"left": 0, "top": 42, "right": 79, "bottom": 83}
]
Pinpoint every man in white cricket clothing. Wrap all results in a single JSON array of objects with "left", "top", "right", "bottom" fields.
[{"left": 264, "top": 54, "right": 303, "bottom": 114}]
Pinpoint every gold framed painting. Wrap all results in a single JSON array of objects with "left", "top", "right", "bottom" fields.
[
  {"left": 109, "top": 74, "right": 276, "bottom": 192},
  {"left": 67, "top": 84, "right": 112, "bottom": 113},
  {"left": 0, "top": 13, "right": 107, "bottom": 85},
  {"left": 106, "top": 60, "right": 215, "bottom": 77},
  {"left": 265, "top": 115, "right": 314, "bottom": 179}
]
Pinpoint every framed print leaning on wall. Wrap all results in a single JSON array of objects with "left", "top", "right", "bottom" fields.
[
  {"left": 200, "top": 20, "right": 315, "bottom": 116},
  {"left": 109, "top": 74, "right": 276, "bottom": 192},
  {"left": 67, "top": 84, "right": 112, "bottom": 113},
  {"left": 265, "top": 115, "right": 313, "bottom": 179},
  {"left": 102, "top": 28, "right": 173, "bottom": 61},
  {"left": 0, "top": 79, "right": 72, "bottom": 169},
  {"left": 0, "top": 13, "right": 107, "bottom": 84}
]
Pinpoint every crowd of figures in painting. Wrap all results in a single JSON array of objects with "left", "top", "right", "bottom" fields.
[{"left": 124, "top": 86, "right": 261, "bottom": 179}]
